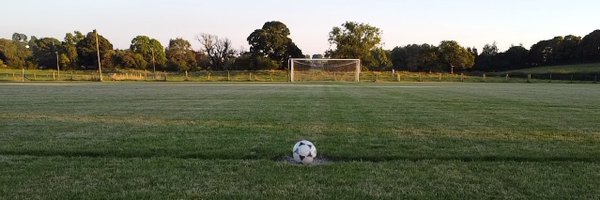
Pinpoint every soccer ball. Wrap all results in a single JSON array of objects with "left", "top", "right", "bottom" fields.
[{"left": 292, "top": 140, "right": 317, "bottom": 165}]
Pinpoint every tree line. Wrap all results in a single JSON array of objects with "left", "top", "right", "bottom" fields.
[
  {"left": 1, "top": 21, "right": 600, "bottom": 73},
  {"left": 0, "top": 22, "right": 304, "bottom": 72},
  {"left": 391, "top": 30, "right": 600, "bottom": 73}
]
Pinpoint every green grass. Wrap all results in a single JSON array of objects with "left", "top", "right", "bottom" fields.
[
  {"left": 502, "top": 63, "right": 600, "bottom": 74},
  {"left": 1, "top": 82, "right": 599, "bottom": 199}
]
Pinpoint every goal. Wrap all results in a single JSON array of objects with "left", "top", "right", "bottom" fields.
[{"left": 289, "top": 59, "right": 361, "bottom": 82}]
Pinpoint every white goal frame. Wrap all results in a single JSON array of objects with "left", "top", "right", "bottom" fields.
[{"left": 289, "top": 58, "right": 361, "bottom": 82}]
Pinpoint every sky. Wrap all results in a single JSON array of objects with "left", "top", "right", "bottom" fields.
[{"left": 1, "top": 0, "right": 599, "bottom": 55}]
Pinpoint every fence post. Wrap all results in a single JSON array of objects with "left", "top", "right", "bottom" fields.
[
  {"left": 482, "top": 73, "right": 486, "bottom": 81},
  {"left": 227, "top": 71, "right": 231, "bottom": 81},
  {"left": 249, "top": 72, "right": 253, "bottom": 81},
  {"left": 527, "top": 74, "right": 531, "bottom": 83},
  {"left": 439, "top": 73, "right": 442, "bottom": 81},
  {"left": 460, "top": 73, "right": 464, "bottom": 82},
  {"left": 396, "top": 73, "right": 400, "bottom": 82},
  {"left": 570, "top": 74, "right": 574, "bottom": 83},
  {"left": 418, "top": 73, "right": 422, "bottom": 82},
  {"left": 53, "top": 72, "right": 56, "bottom": 80},
  {"left": 21, "top": 68, "right": 25, "bottom": 82},
  {"left": 207, "top": 72, "right": 211, "bottom": 81},
  {"left": 505, "top": 74, "right": 509, "bottom": 81}
]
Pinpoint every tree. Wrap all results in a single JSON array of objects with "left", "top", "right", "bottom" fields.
[
  {"left": 166, "top": 38, "right": 197, "bottom": 71},
  {"left": 247, "top": 21, "right": 304, "bottom": 68},
  {"left": 369, "top": 48, "right": 392, "bottom": 70},
  {"left": 61, "top": 31, "right": 84, "bottom": 70},
  {"left": 113, "top": 50, "right": 147, "bottom": 69},
  {"left": 11, "top": 33, "right": 28, "bottom": 44},
  {"left": 501, "top": 45, "right": 529, "bottom": 69},
  {"left": 438, "top": 40, "right": 475, "bottom": 73},
  {"left": 326, "top": 21, "right": 383, "bottom": 68},
  {"left": 555, "top": 35, "right": 581, "bottom": 64},
  {"left": 31, "top": 37, "right": 61, "bottom": 68},
  {"left": 312, "top": 54, "right": 324, "bottom": 59},
  {"left": 76, "top": 30, "right": 114, "bottom": 69},
  {"left": 130, "top": 35, "right": 167, "bottom": 70},
  {"left": 529, "top": 37, "right": 562, "bottom": 66},
  {"left": 0, "top": 38, "right": 32, "bottom": 68},
  {"left": 580, "top": 30, "right": 600, "bottom": 62},
  {"left": 232, "top": 52, "right": 279, "bottom": 70},
  {"left": 198, "top": 33, "right": 235, "bottom": 70},
  {"left": 474, "top": 42, "right": 499, "bottom": 71},
  {"left": 391, "top": 44, "right": 442, "bottom": 72}
]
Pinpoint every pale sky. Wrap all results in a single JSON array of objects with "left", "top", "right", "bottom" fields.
[{"left": 1, "top": 0, "right": 598, "bottom": 55}]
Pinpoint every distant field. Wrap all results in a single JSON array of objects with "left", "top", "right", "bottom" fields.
[
  {"left": 502, "top": 63, "right": 600, "bottom": 74},
  {"left": 1, "top": 82, "right": 599, "bottom": 199}
]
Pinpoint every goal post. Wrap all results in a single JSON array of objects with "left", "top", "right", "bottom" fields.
[{"left": 289, "top": 58, "right": 361, "bottom": 82}]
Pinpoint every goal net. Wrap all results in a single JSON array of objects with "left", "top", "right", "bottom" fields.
[{"left": 289, "top": 59, "right": 361, "bottom": 82}]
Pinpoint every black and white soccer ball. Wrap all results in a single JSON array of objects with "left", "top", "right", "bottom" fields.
[{"left": 292, "top": 140, "right": 317, "bottom": 165}]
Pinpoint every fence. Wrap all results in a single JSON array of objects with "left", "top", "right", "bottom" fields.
[
  {"left": 484, "top": 72, "right": 599, "bottom": 83},
  {"left": 0, "top": 70, "right": 291, "bottom": 82},
  {"left": 0, "top": 70, "right": 597, "bottom": 83}
]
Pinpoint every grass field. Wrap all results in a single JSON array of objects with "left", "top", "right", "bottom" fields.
[
  {"left": 1, "top": 82, "right": 599, "bottom": 199},
  {"left": 502, "top": 63, "right": 600, "bottom": 74}
]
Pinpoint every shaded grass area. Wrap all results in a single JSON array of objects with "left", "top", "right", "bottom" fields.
[
  {"left": 502, "top": 63, "right": 600, "bottom": 74},
  {"left": 1, "top": 82, "right": 599, "bottom": 199}
]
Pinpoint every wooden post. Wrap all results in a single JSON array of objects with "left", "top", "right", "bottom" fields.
[
  {"left": 95, "top": 29, "right": 103, "bottom": 82},
  {"left": 482, "top": 73, "right": 486, "bottom": 81},
  {"left": 249, "top": 72, "right": 253, "bottom": 81},
  {"left": 207, "top": 72, "right": 211, "bottom": 81},
  {"left": 460, "top": 73, "right": 464, "bottom": 82},
  {"left": 21, "top": 68, "right": 25, "bottom": 82},
  {"left": 375, "top": 72, "right": 379, "bottom": 82},
  {"left": 227, "top": 71, "right": 231, "bottom": 81},
  {"left": 527, "top": 74, "right": 532, "bottom": 83},
  {"left": 439, "top": 73, "right": 442, "bottom": 81},
  {"left": 34, "top": 73, "right": 37, "bottom": 81},
  {"left": 505, "top": 74, "right": 509, "bottom": 81},
  {"left": 185, "top": 71, "right": 189, "bottom": 81},
  {"left": 418, "top": 73, "right": 422, "bottom": 82},
  {"left": 53, "top": 72, "right": 56, "bottom": 80},
  {"left": 396, "top": 73, "right": 400, "bottom": 82},
  {"left": 570, "top": 74, "right": 574, "bottom": 83}
]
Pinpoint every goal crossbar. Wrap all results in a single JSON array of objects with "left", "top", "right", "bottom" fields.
[{"left": 289, "top": 58, "right": 361, "bottom": 82}]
